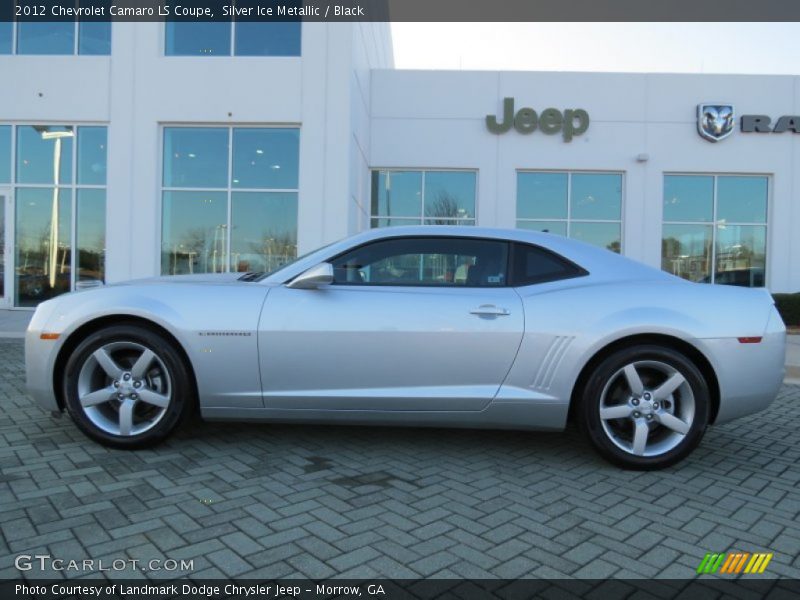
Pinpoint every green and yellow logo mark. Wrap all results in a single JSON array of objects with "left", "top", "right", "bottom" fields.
[{"left": 697, "top": 552, "right": 773, "bottom": 575}]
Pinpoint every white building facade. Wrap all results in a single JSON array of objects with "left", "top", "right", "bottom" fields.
[{"left": 1, "top": 21, "right": 799, "bottom": 308}]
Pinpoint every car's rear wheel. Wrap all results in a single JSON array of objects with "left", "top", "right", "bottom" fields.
[
  {"left": 578, "top": 344, "right": 710, "bottom": 470},
  {"left": 63, "top": 325, "right": 193, "bottom": 449}
]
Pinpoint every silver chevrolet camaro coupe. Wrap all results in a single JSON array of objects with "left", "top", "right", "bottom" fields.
[{"left": 25, "top": 226, "right": 785, "bottom": 469}]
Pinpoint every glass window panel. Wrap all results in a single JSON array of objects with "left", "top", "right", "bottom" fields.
[
  {"left": 77, "top": 189, "right": 106, "bottom": 284},
  {"left": 0, "top": 126, "right": 10, "bottom": 183},
  {"left": 79, "top": 22, "right": 111, "bottom": 55},
  {"left": 332, "top": 237, "right": 507, "bottom": 287},
  {"left": 161, "top": 191, "right": 227, "bottom": 275},
  {"left": 15, "top": 188, "right": 72, "bottom": 306},
  {"left": 163, "top": 128, "right": 228, "bottom": 188},
  {"left": 516, "top": 220, "right": 567, "bottom": 237},
  {"left": 571, "top": 222, "right": 621, "bottom": 253},
  {"left": 371, "top": 171, "right": 421, "bottom": 218},
  {"left": 0, "top": 22, "right": 11, "bottom": 54},
  {"left": 232, "top": 128, "right": 299, "bottom": 189},
  {"left": 230, "top": 192, "right": 298, "bottom": 273},
  {"left": 17, "top": 22, "right": 75, "bottom": 55},
  {"left": 663, "top": 175, "right": 713, "bottom": 223},
  {"left": 424, "top": 171, "right": 476, "bottom": 220},
  {"left": 165, "top": 22, "right": 231, "bottom": 56},
  {"left": 517, "top": 172, "right": 568, "bottom": 220},
  {"left": 16, "top": 126, "right": 74, "bottom": 185},
  {"left": 371, "top": 217, "right": 421, "bottom": 228},
  {"left": 717, "top": 176, "right": 768, "bottom": 224},
  {"left": 423, "top": 218, "right": 476, "bottom": 226},
  {"left": 570, "top": 173, "right": 622, "bottom": 221},
  {"left": 77, "top": 127, "right": 107, "bottom": 185},
  {"left": 661, "top": 224, "right": 713, "bottom": 283},
  {"left": 235, "top": 22, "right": 301, "bottom": 56},
  {"left": 714, "top": 224, "right": 766, "bottom": 287}
]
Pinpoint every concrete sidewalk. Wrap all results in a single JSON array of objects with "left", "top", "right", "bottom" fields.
[{"left": 0, "top": 309, "right": 799, "bottom": 380}]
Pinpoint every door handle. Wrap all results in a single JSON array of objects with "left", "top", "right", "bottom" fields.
[{"left": 470, "top": 304, "right": 510, "bottom": 317}]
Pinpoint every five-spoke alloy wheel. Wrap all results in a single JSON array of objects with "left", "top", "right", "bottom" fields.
[
  {"left": 579, "top": 344, "right": 710, "bottom": 469},
  {"left": 63, "top": 325, "right": 193, "bottom": 449}
]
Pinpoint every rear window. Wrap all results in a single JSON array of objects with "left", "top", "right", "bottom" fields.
[{"left": 511, "top": 242, "right": 587, "bottom": 286}]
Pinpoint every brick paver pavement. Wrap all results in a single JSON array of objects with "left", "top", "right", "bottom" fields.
[{"left": 1, "top": 339, "right": 799, "bottom": 579}]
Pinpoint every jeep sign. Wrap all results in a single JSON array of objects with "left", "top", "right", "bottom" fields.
[{"left": 486, "top": 98, "right": 590, "bottom": 142}]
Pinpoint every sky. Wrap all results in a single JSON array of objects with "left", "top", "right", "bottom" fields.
[{"left": 390, "top": 23, "right": 800, "bottom": 75}]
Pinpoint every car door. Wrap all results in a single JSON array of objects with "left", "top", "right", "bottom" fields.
[{"left": 258, "top": 236, "right": 524, "bottom": 411}]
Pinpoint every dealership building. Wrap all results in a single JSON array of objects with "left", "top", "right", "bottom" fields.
[{"left": 1, "top": 20, "right": 800, "bottom": 307}]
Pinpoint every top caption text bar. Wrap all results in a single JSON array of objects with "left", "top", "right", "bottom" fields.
[{"left": 5, "top": 0, "right": 800, "bottom": 22}]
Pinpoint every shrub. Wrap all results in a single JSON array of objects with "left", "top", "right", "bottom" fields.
[{"left": 773, "top": 293, "right": 800, "bottom": 327}]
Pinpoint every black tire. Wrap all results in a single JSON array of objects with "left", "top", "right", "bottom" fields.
[
  {"left": 63, "top": 324, "right": 194, "bottom": 449},
  {"left": 578, "top": 344, "right": 710, "bottom": 470}
]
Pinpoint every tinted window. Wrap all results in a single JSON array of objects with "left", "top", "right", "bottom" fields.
[
  {"left": 331, "top": 237, "right": 508, "bottom": 287},
  {"left": 511, "top": 243, "right": 586, "bottom": 286}
]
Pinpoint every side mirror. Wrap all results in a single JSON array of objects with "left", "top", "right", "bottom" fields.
[{"left": 286, "top": 262, "right": 334, "bottom": 289}]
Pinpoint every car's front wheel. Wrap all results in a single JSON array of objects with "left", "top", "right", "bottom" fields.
[
  {"left": 63, "top": 324, "right": 193, "bottom": 449},
  {"left": 578, "top": 344, "right": 710, "bottom": 470}
]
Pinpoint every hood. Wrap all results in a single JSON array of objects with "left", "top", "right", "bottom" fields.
[{"left": 116, "top": 272, "right": 251, "bottom": 286}]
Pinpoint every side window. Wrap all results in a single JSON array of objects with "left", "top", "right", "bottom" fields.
[
  {"left": 511, "top": 243, "right": 587, "bottom": 286},
  {"left": 331, "top": 238, "right": 509, "bottom": 287}
]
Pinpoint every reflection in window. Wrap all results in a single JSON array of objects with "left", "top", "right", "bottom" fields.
[
  {"left": 14, "top": 188, "right": 72, "bottom": 307},
  {"left": 424, "top": 171, "right": 476, "bottom": 222},
  {"left": 662, "top": 175, "right": 768, "bottom": 286},
  {"left": 165, "top": 22, "right": 301, "bottom": 56},
  {"left": 161, "top": 191, "right": 227, "bottom": 275},
  {"left": 77, "top": 189, "right": 106, "bottom": 284},
  {"left": 161, "top": 127, "right": 300, "bottom": 275},
  {"left": 232, "top": 129, "right": 300, "bottom": 189},
  {"left": 16, "top": 126, "right": 74, "bottom": 185},
  {"left": 516, "top": 171, "right": 623, "bottom": 252},
  {"left": 77, "top": 127, "right": 107, "bottom": 185},
  {"left": 8, "top": 125, "right": 108, "bottom": 306},
  {"left": 0, "top": 126, "right": 10, "bottom": 183},
  {"left": 370, "top": 170, "right": 476, "bottom": 228},
  {"left": 163, "top": 128, "right": 229, "bottom": 188},
  {"left": 230, "top": 192, "right": 298, "bottom": 273}
]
